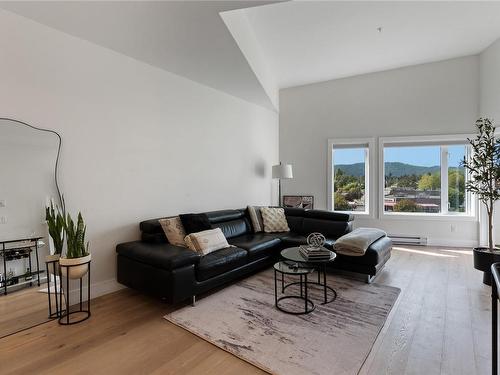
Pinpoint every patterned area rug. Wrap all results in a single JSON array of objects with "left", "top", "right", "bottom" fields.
[{"left": 165, "top": 268, "right": 400, "bottom": 375}]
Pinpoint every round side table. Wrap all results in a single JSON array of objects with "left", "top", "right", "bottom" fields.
[{"left": 274, "top": 261, "right": 315, "bottom": 315}]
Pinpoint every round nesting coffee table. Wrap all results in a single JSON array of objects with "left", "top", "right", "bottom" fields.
[
  {"left": 280, "top": 247, "right": 337, "bottom": 305},
  {"left": 274, "top": 261, "right": 315, "bottom": 315}
]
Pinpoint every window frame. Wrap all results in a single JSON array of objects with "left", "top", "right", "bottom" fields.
[
  {"left": 327, "top": 137, "right": 375, "bottom": 217},
  {"left": 378, "top": 134, "right": 477, "bottom": 221}
]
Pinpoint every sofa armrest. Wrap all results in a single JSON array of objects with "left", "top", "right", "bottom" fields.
[{"left": 116, "top": 241, "right": 200, "bottom": 270}]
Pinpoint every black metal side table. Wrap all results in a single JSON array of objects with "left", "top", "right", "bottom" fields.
[
  {"left": 280, "top": 247, "right": 337, "bottom": 305},
  {"left": 58, "top": 260, "right": 91, "bottom": 325},
  {"left": 274, "top": 261, "right": 315, "bottom": 315}
]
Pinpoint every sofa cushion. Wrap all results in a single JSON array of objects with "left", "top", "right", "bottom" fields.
[
  {"left": 179, "top": 213, "right": 212, "bottom": 234},
  {"left": 116, "top": 241, "right": 200, "bottom": 270},
  {"left": 247, "top": 206, "right": 265, "bottom": 233},
  {"left": 159, "top": 216, "right": 186, "bottom": 247},
  {"left": 212, "top": 218, "right": 251, "bottom": 239},
  {"left": 184, "top": 228, "right": 230, "bottom": 255},
  {"left": 261, "top": 207, "right": 290, "bottom": 233},
  {"left": 196, "top": 246, "right": 248, "bottom": 281},
  {"left": 229, "top": 233, "right": 282, "bottom": 260},
  {"left": 140, "top": 218, "right": 164, "bottom": 234}
]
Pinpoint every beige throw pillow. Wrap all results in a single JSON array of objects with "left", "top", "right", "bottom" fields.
[
  {"left": 247, "top": 206, "right": 265, "bottom": 233},
  {"left": 260, "top": 207, "right": 290, "bottom": 233},
  {"left": 159, "top": 216, "right": 187, "bottom": 247},
  {"left": 184, "top": 228, "right": 230, "bottom": 256}
]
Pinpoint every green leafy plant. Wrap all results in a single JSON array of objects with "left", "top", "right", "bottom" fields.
[
  {"left": 45, "top": 200, "right": 65, "bottom": 255},
  {"left": 462, "top": 118, "right": 500, "bottom": 250},
  {"left": 64, "top": 212, "right": 90, "bottom": 258}
]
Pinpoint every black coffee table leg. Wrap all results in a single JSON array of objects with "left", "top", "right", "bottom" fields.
[
  {"left": 304, "top": 274, "right": 308, "bottom": 313},
  {"left": 323, "top": 264, "right": 327, "bottom": 304},
  {"left": 274, "top": 269, "right": 278, "bottom": 306}
]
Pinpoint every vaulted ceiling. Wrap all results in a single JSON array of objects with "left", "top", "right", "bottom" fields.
[{"left": 3, "top": 1, "right": 500, "bottom": 111}]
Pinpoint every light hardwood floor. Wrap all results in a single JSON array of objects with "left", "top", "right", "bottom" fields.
[
  {"left": 0, "top": 282, "right": 51, "bottom": 338},
  {"left": 0, "top": 246, "right": 492, "bottom": 375}
]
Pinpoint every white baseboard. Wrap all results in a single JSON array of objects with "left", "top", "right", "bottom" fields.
[
  {"left": 427, "top": 238, "right": 478, "bottom": 248},
  {"left": 64, "top": 278, "right": 125, "bottom": 303}
]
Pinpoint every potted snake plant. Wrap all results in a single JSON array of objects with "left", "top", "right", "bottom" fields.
[
  {"left": 45, "top": 201, "right": 65, "bottom": 274},
  {"left": 60, "top": 211, "right": 91, "bottom": 279}
]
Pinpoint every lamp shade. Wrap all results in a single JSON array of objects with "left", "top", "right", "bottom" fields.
[{"left": 272, "top": 163, "right": 293, "bottom": 179}]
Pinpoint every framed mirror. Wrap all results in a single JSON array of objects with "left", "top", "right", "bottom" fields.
[{"left": 0, "top": 118, "right": 62, "bottom": 338}]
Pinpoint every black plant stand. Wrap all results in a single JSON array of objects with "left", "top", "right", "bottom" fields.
[
  {"left": 45, "top": 259, "right": 63, "bottom": 319},
  {"left": 473, "top": 247, "right": 500, "bottom": 285},
  {"left": 58, "top": 261, "right": 91, "bottom": 325}
]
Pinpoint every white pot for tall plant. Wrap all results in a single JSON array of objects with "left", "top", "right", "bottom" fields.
[
  {"left": 45, "top": 254, "right": 61, "bottom": 275},
  {"left": 59, "top": 254, "right": 91, "bottom": 279}
]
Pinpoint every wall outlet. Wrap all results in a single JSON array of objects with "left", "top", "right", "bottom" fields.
[
  {"left": 0, "top": 200, "right": 5, "bottom": 208},
  {"left": 0, "top": 216, "right": 6, "bottom": 224},
  {"left": 450, "top": 224, "right": 457, "bottom": 233}
]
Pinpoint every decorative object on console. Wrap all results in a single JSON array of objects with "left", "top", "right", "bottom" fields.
[
  {"left": 159, "top": 216, "right": 187, "bottom": 247},
  {"left": 247, "top": 205, "right": 265, "bottom": 233},
  {"left": 179, "top": 213, "right": 212, "bottom": 234},
  {"left": 260, "top": 207, "right": 290, "bottom": 233},
  {"left": 283, "top": 195, "right": 314, "bottom": 209},
  {"left": 272, "top": 162, "right": 293, "bottom": 206},
  {"left": 462, "top": 118, "right": 500, "bottom": 285},
  {"left": 184, "top": 228, "right": 230, "bottom": 256}
]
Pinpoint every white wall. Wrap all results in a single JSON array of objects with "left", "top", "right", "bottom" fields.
[
  {"left": 280, "top": 56, "right": 480, "bottom": 247},
  {"left": 0, "top": 9, "right": 279, "bottom": 296},
  {"left": 480, "top": 38, "right": 500, "bottom": 245}
]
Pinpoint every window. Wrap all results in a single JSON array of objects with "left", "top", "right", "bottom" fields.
[
  {"left": 328, "top": 139, "right": 373, "bottom": 215},
  {"left": 381, "top": 137, "right": 471, "bottom": 216}
]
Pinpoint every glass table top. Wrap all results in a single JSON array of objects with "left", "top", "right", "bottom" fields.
[
  {"left": 281, "top": 247, "right": 336, "bottom": 263},
  {"left": 274, "top": 261, "right": 314, "bottom": 275}
]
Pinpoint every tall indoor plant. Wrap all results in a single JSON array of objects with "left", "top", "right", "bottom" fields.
[
  {"left": 462, "top": 118, "right": 500, "bottom": 284},
  {"left": 60, "top": 211, "right": 91, "bottom": 279}
]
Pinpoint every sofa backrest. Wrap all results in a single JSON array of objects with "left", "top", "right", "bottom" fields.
[
  {"left": 139, "top": 209, "right": 252, "bottom": 244},
  {"left": 139, "top": 207, "right": 353, "bottom": 244},
  {"left": 205, "top": 209, "right": 252, "bottom": 239},
  {"left": 284, "top": 208, "right": 353, "bottom": 239}
]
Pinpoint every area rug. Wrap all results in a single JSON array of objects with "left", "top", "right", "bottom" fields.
[{"left": 165, "top": 269, "right": 400, "bottom": 375}]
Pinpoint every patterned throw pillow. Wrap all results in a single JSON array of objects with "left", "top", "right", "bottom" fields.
[
  {"left": 184, "top": 228, "right": 230, "bottom": 256},
  {"left": 247, "top": 206, "right": 265, "bottom": 233},
  {"left": 260, "top": 207, "right": 290, "bottom": 233},
  {"left": 159, "top": 217, "right": 187, "bottom": 247}
]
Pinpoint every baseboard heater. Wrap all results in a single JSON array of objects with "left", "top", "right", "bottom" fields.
[{"left": 389, "top": 234, "right": 428, "bottom": 246}]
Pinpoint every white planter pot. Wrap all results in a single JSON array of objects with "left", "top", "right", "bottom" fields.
[
  {"left": 45, "top": 254, "right": 61, "bottom": 275},
  {"left": 59, "top": 254, "right": 91, "bottom": 279}
]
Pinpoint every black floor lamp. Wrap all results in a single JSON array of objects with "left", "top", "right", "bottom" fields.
[{"left": 272, "top": 162, "right": 293, "bottom": 206}]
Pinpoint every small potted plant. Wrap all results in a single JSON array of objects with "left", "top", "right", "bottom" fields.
[
  {"left": 462, "top": 118, "right": 500, "bottom": 285},
  {"left": 60, "top": 212, "right": 91, "bottom": 279},
  {"left": 45, "top": 200, "right": 65, "bottom": 274}
]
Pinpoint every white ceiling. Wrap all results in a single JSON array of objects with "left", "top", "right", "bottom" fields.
[
  {"left": 241, "top": 1, "right": 500, "bottom": 88},
  {"left": 3, "top": 1, "right": 500, "bottom": 108},
  {"left": 0, "top": 1, "right": 280, "bottom": 111}
]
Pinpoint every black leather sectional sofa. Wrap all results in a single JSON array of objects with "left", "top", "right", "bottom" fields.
[{"left": 116, "top": 208, "right": 392, "bottom": 304}]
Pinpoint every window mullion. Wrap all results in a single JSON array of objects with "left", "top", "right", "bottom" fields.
[{"left": 441, "top": 146, "right": 449, "bottom": 214}]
